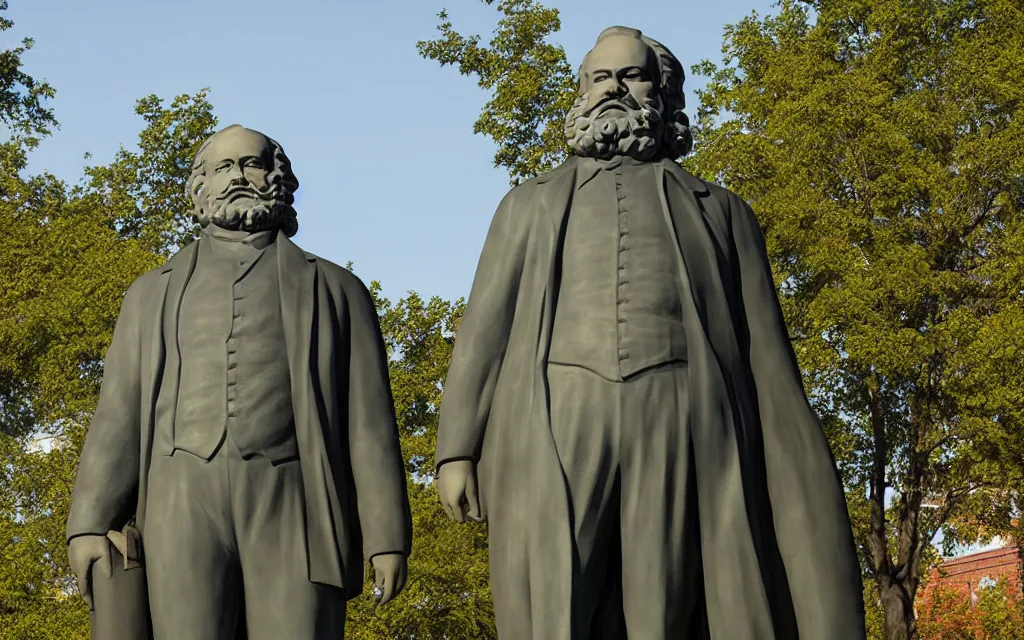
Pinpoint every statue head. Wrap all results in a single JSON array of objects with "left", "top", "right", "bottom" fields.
[
  {"left": 565, "top": 26, "right": 692, "bottom": 161},
  {"left": 186, "top": 125, "right": 300, "bottom": 237}
]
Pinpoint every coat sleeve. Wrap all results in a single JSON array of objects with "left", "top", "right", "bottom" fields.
[
  {"left": 66, "top": 276, "right": 146, "bottom": 543},
  {"left": 729, "top": 195, "right": 866, "bottom": 637},
  {"left": 341, "top": 272, "right": 413, "bottom": 560},
  {"left": 435, "top": 186, "right": 531, "bottom": 470}
]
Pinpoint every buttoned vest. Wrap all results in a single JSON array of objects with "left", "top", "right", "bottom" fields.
[{"left": 548, "top": 157, "right": 688, "bottom": 380}]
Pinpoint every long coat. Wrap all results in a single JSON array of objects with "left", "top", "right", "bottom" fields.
[
  {"left": 436, "top": 156, "right": 866, "bottom": 639},
  {"left": 67, "top": 233, "right": 412, "bottom": 599}
]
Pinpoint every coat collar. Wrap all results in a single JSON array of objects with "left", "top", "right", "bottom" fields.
[
  {"left": 536, "top": 155, "right": 714, "bottom": 233},
  {"left": 535, "top": 154, "right": 710, "bottom": 196},
  {"left": 274, "top": 234, "right": 317, "bottom": 397},
  {"left": 159, "top": 240, "right": 194, "bottom": 273},
  {"left": 159, "top": 230, "right": 315, "bottom": 273}
]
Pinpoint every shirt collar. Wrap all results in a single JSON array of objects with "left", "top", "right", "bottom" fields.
[
  {"left": 575, "top": 155, "right": 652, "bottom": 190},
  {"left": 202, "top": 226, "right": 278, "bottom": 258}
]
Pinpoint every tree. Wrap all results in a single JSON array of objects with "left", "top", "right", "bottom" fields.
[
  {"left": 344, "top": 286, "right": 496, "bottom": 639},
  {"left": 691, "top": 1, "right": 1024, "bottom": 637},
  {"left": 420, "top": 1, "right": 1024, "bottom": 638},
  {"left": 0, "top": 0, "right": 56, "bottom": 151},
  {"left": 917, "top": 578, "right": 1024, "bottom": 639},
  {"left": 82, "top": 90, "right": 218, "bottom": 253},
  {"left": 1, "top": 147, "right": 164, "bottom": 640},
  {"left": 417, "top": 0, "right": 575, "bottom": 185},
  {"left": 0, "top": 8, "right": 216, "bottom": 634}
]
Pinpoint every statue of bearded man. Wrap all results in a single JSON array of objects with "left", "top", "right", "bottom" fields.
[
  {"left": 435, "top": 26, "right": 866, "bottom": 639},
  {"left": 66, "top": 125, "right": 413, "bottom": 640}
]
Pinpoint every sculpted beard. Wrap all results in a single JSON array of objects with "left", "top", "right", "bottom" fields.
[
  {"left": 564, "top": 92, "right": 665, "bottom": 160},
  {"left": 197, "top": 182, "right": 295, "bottom": 235}
]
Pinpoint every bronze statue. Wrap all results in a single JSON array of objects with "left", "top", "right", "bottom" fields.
[
  {"left": 435, "top": 26, "right": 866, "bottom": 639},
  {"left": 66, "top": 125, "right": 413, "bottom": 639}
]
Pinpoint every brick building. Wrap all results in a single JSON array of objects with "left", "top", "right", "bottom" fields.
[{"left": 918, "top": 543, "right": 1022, "bottom": 611}]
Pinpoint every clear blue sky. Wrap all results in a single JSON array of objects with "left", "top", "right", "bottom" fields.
[{"left": 8, "top": 0, "right": 775, "bottom": 303}]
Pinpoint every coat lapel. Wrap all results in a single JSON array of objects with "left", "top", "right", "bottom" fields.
[
  {"left": 657, "top": 160, "right": 777, "bottom": 636},
  {"left": 145, "top": 270, "right": 172, "bottom": 418},
  {"left": 659, "top": 160, "right": 729, "bottom": 247},
  {"left": 161, "top": 241, "right": 199, "bottom": 444},
  {"left": 135, "top": 241, "right": 195, "bottom": 530},
  {"left": 275, "top": 234, "right": 342, "bottom": 586},
  {"left": 276, "top": 234, "right": 317, "bottom": 393},
  {"left": 536, "top": 156, "right": 579, "bottom": 231}
]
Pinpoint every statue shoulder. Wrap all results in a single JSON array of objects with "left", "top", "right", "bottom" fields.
[
  {"left": 703, "top": 179, "right": 742, "bottom": 204},
  {"left": 497, "top": 173, "right": 545, "bottom": 208},
  {"left": 108, "top": 266, "right": 166, "bottom": 322},
  {"left": 530, "top": 157, "right": 577, "bottom": 188},
  {"left": 689, "top": 175, "right": 758, "bottom": 227},
  {"left": 490, "top": 158, "right": 577, "bottom": 219},
  {"left": 309, "top": 254, "right": 376, "bottom": 308},
  {"left": 125, "top": 266, "right": 165, "bottom": 298}
]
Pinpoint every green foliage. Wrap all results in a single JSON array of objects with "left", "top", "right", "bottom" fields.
[
  {"left": 83, "top": 91, "right": 218, "bottom": 254},
  {"left": 417, "top": 0, "right": 575, "bottom": 184},
  {"left": 863, "top": 581, "right": 887, "bottom": 640},
  {"left": 1, "top": 9, "right": 178, "bottom": 636},
  {"left": 0, "top": 431, "right": 90, "bottom": 640},
  {"left": 344, "top": 286, "right": 496, "bottom": 639},
  {"left": 0, "top": 1, "right": 56, "bottom": 149},
  {"left": 0, "top": 153, "right": 157, "bottom": 638},
  {"left": 4, "top": 0, "right": 1020, "bottom": 637},
  {"left": 689, "top": 0, "right": 1024, "bottom": 636}
]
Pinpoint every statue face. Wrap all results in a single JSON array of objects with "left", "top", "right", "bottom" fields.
[
  {"left": 193, "top": 127, "right": 296, "bottom": 235},
  {"left": 580, "top": 35, "right": 657, "bottom": 118},
  {"left": 565, "top": 34, "right": 665, "bottom": 161},
  {"left": 203, "top": 127, "right": 272, "bottom": 202}
]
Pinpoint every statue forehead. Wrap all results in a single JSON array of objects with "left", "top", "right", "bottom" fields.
[
  {"left": 584, "top": 35, "right": 651, "bottom": 73},
  {"left": 205, "top": 127, "right": 270, "bottom": 161}
]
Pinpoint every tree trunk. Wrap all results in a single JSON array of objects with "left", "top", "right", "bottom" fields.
[
  {"left": 865, "top": 382, "right": 927, "bottom": 640},
  {"left": 878, "top": 579, "right": 916, "bottom": 640}
]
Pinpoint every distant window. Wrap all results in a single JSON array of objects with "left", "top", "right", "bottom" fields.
[{"left": 978, "top": 576, "right": 997, "bottom": 589}]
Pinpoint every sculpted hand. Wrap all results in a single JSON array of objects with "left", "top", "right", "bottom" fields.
[
  {"left": 437, "top": 460, "right": 484, "bottom": 524},
  {"left": 370, "top": 553, "right": 408, "bottom": 607},
  {"left": 68, "top": 534, "right": 112, "bottom": 611}
]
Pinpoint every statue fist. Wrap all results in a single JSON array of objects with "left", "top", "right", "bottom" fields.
[
  {"left": 437, "top": 460, "right": 484, "bottom": 524},
  {"left": 68, "top": 534, "right": 112, "bottom": 611},
  {"left": 370, "top": 553, "right": 408, "bottom": 607}
]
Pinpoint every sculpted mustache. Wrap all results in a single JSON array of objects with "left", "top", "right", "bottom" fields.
[
  {"left": 588, "top": 93, "right": 644, "bottom": 116},
  {"left": 214, "top": 184, "right": 277, "bottom": 202}
]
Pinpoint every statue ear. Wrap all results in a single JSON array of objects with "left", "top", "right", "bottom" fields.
[{"left": 194, "top": 180, "right": 211, "bottom": 210}]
